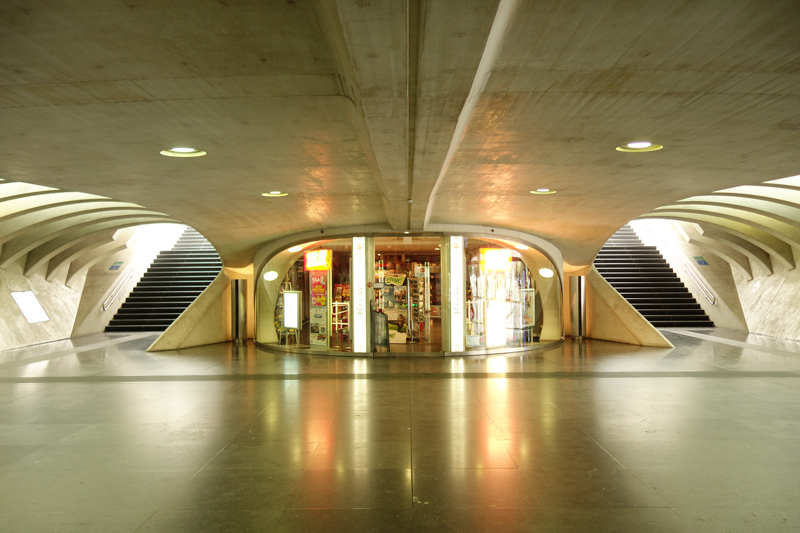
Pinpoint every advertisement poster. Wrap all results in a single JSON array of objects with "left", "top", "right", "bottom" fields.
[
  {"left": 310, "top": 272, "right": 327, "bottom": 307},
  {"left": 310, "top": 308, "right": 327, "bottom": 346},
  {"left": 310, "top": 272, "right": 328, "bottom": 346}
]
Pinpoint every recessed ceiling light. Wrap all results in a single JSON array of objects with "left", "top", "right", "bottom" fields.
[
  {"left": 160, "top": 147, "right": 206, "bottom": 157},
  {"left": 263, "top": 271, "right": 279, "bottom": 281},
  {"left": 616, "top": 141, "right": 663, "bottom": 152},
  {"left": 288, "top": 246, "right": 302, "bottom": 253},
  {"left": 538, "top": 268, "right": 554, "bottom": 278},
  {"left": 530, "top": 189, "right": 556, "bottom": 195},
  {"left": 514, "top": 244, "right": 528, "bottom": 250},
  {"left": 262, "top": 191, "right": 288, "bottom": 197},
  {"left": 404, "top": 231, "right": 410, "bottom": 234}
]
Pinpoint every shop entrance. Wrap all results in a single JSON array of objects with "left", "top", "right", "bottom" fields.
[{"left": 374, "top": 236, "right": 442, "bottom": 353}]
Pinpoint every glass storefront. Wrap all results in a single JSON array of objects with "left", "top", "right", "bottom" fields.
[
  {"left": 461, "top": 238, "right": 557, "bottom": 351},
  {"left": 256, "top": 239, "right": 353, "bottom": 351},
  {"left": 256, "top": 234, "right": 561, "bottom": 354},
  {"left": 373, "top": 236, "right": 443, "bottom": 353}
]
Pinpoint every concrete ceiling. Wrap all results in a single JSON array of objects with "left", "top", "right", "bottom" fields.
[{"left": 2, "top": 0, "right": 799, "bottom": 269}]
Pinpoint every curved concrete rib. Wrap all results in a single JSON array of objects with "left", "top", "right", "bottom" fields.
[
  {"left": 764, "top": 176, "right": 800, "bottom": 188},
  {"left": 674, "top": 222, "right": 753, "bottom": 280},
  {"left": 656, "top": 204, "right": 800, "bottom": 249},
  {"left": 0, "top": 192, "right": 110, "bottom": 220},
  {"left": 22, "top": 218, "right": 178, "bottom": 276},
  {"left": 46, "top": 233, "right": 122, "bottom": 281},
  {"left": 0, "top": 212, "right": 170, "bottom": 268},
  {"left": 676, "top": 197, "right": 800, "bottom": 230},
  {"left": 694, "top": 225, "right": 773, "bottom": 275},
  {"left": 0, "top": 203, "right": 149, "bottom": 245},
  {"left": 65, "top": 244, "right": 128, "bottom": 287},
  {"left": 710, "top": 187, "right": 800, "bottom": 209},
  {"left": 639, "top": 212, "right": 793, "bottom": 270},
  {"left": 0, "top": 182, "right": 57, "bottom": 201},
  {"left": 423, "top": 0, "right": 521, "bottom": 229},
  {"left": 64, "top": 228, "right": 137, "bottom": 286}
]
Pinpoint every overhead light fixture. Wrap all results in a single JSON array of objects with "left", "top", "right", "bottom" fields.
[
  {"left": 160, "top": 147, "right": 206, "bottom": 157},
  {"left": 538, "top": 268, "right": 554, "bottom": 278},
  {"left": 530, "top": 189, "right": 556, "bottom": 195},
  {"left": 263, "top": 271, "right": 279, "bottom": 281},
  {"left": 616, "top": 141, "right": 663, "bottom": 152},
  {"left": 262, "top": 191, "right": 288, "bottom": 197},
  {"left": 514, "top": 244, "right": 528, "bottom": 250},
  {"left": 288, "top": 246, "right": 302, "bottom": 253},
  {"left": 404, "top": 231, "right": 410, "bottom": 234}
]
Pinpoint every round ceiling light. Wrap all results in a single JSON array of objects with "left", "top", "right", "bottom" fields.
[
  {"left": 288, "top": 246, "right": 303, "bottom": 253},
  {"left": 616, "top": 141, "right": 663, "bottom": 152},
  {"left": 160, "top": 147, "right": 206, "bottom": 157},
  {"left": 263, "top": 271, "right": 279, "bottom": 281},
  {"left": 538, "top": 268, "right": 554, "bottom": 278},
  {"left": 262, "top": 191, "right": 288, "bottom": 197},
  {"left": 530, "top": 189, "right": 556, "bottom": 195}
]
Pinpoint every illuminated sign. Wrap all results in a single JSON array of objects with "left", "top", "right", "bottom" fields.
[
  {"left": 450, "top": 236, "right": 465, "bottom": 352},
  {"left": 480, "top": 248, "right": 511, "bottom": 272},
  {"left": 353, "top": 237, "right": 367, "bottom": 352},
  {"left": 283, "top": 291, "right": 301, "bottom": 330},
  {"left": 305, "top": 249, "right": 332, "bottom": 271}
]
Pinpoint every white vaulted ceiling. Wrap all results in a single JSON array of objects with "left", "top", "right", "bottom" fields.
[{"left": 1, "top": 0, "right": 799, "bottom": 270}]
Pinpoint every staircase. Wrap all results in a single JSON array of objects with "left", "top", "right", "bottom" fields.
[
  {"left": 594, "top": 225, "right": 714, "bottom": 328},
  {"left": 105, "top": 227, "right": 221, "bottom": 332}
]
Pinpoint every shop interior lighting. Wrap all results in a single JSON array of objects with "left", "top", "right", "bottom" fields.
[
  {"left": 262, "top": 191, "right": 288, "bottom": 197},
  {"left": 288, "top": 246, "right": 303, "bottom": 253},
  {"left": 263, "top": 271, "right": 279, "bottom": 281},
  {"left": 514, "top": 244, "right": 528, "bottom": 250},
  {"left": 10, "top": 291, "right": 50, "bottom": 323},
  {"left": 616, "top": 141, "right": 663, "bottom": 152},
  {"left": 160, "top": 147, "right": 206, "bottom": 157},
  {"left": 530, "top": 189, "right": 556, "bottom": 195},
  {"left": 538, "top": 268, "right": 554, "bottom": 278}
]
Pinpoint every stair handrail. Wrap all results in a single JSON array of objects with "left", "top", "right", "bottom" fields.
[
  {"left": 102, "top": 262, "right": 138, "bottom": 311},
  {"left": 632, "top": 222, "right": 717, "bottom": 306},
  {"left": 668, "top": 248, "right": 716, "bottom": 305}
]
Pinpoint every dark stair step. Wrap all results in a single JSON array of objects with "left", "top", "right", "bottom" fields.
[{"left": 593, "top": 224, "right": 715, "bottom": 330}]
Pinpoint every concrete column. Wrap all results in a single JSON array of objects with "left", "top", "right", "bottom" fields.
[
  {"left": 231, "top": 279, "right": 247, "bottom": 345},
  {"left": 570, "top": 276, "right": 586, "bottom": 340}
]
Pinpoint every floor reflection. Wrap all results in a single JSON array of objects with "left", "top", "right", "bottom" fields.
[{"left": 2, "top": 330, "right": 800, "bottom": 531}]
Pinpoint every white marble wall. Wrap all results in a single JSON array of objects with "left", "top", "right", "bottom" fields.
[
  {"left": 0, "top": 256, "right": 87, "bottom": 351},
  {"left": 733, "top": 247, "right": 800, "bottom": 340}
]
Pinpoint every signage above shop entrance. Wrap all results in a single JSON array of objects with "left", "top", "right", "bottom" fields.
[{"left": 305, "top": 249, "right": 332, "bottom": 271}]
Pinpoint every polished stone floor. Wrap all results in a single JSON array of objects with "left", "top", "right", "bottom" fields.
[{"left": 2, "top": 330, "right": 800, "bottom": 532}]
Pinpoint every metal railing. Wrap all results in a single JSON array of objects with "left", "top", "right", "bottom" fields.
[
  {"left": 102, "top": 263, "right": 138, "bottom": 311},
  {"left": 671, "top": 251, "right": 716, "bottom": 305},
  {"left": 631, "top": 221, "right": 716, "bottom": 305}
]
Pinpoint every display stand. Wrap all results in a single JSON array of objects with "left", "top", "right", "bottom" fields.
[{"left": 332, "top": 301, "right": 349, "bottom": 337}]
